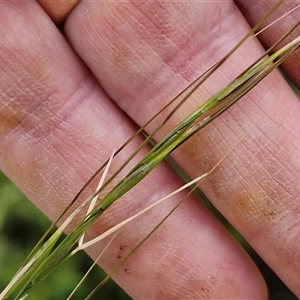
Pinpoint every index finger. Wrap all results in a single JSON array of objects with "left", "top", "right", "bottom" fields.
[
  {"left": 0, "top": 1, "right": 266, "bottom": 299},
  {"left": 64, "top": 0, "right": 300, "bottom": 296}
]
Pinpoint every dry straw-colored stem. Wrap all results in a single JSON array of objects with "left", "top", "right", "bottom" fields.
[{"left": 1, "top": 2, "right": 299, "bottom": 299}]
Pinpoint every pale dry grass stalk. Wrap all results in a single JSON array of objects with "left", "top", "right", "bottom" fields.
[{"left": 1, "top": 2, "right": 299, "bottom": 299}]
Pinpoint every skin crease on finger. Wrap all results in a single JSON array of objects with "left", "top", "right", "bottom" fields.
[
  {"left": 0, "top": 2, "right": 267, "bottom": 300},
  {"left": 64, "top": 0, "right": 300, "bottom": 297}
]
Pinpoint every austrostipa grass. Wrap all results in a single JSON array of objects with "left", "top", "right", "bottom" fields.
[
  {"left": 1, "top": 3, "right": 299, "bottom": 300},
  {"left": 81, "top": 132, "right": 248, "bottom": 300},
  {"left": 1, "top": 2, "right": 299, "bottom": 299}
]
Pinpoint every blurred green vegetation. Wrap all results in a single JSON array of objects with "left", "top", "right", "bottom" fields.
[{"left": 0, "top": 171, "right": 131, "bottom": 300}]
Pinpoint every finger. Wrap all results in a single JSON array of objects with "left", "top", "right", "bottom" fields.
[
  {"left": 36, "top": 0, "right": 79, "bottom": 24},
  {"left": 236, "top": 1, "right": 300, "bottom": 88},
  {"left": 0, "top": 1, "right": 266, "bottom": 299},
  {"left": 65, "top": 1, "right": 300, "bottom": 296}
]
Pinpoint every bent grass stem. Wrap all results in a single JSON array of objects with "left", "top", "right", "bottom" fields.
[{"left": 1, "top": 3, "right": 299, "bottom": 298}]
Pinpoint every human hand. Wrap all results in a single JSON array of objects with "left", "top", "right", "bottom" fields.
[{"left": 0, "top": 1, "right": 299, "bottom": 298}]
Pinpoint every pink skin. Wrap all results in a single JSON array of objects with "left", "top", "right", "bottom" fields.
[
  {"left": 0, "top": 1, "right": 299, "bottom": 298},
  {"left": 36, "top": 0, "right": 78, "bottom": 24},
  {"left": 236, "top": 1, "right": 300, "bottom": 87}
]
